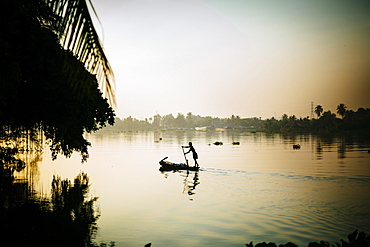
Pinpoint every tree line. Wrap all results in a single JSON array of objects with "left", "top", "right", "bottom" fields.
[
  {"left": 107, "top": 104, "right": 369, "bottom": 133},
  {"left": 263, "top": 103, "right": 369, "bottom": 132},
  {"left": 106, "top": 113, "right": 262, "bottom": 131}
]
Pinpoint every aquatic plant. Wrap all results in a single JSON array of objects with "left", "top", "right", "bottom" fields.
[
  {"left": 246, "top": 230, "right": 370, "bottom": 247},
  {"left": 293, "top": 144, "right": 301, "bottom": 149}
]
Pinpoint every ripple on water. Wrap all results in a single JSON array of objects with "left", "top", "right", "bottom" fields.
[{"left": 182, "top": 167, "right": 370, "bottom": 246}]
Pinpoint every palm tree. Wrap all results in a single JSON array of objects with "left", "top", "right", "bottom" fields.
[
  {"left": 1, "top": 0, "right": 115, "bottom": 161},
  {"left": 2, "top": 0, "right": 115, "bottom": 104},
  {"left": 46, "top": 0, "right": 115, "bottom": 105},
  {"left": 314, "top": 105, "right": 323, "bottom": 118},
  {"left": 336, "top": 103, "right": 347, "bottom": 119}
]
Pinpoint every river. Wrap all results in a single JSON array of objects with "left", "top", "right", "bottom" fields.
[{"left": 16, "top": 130, "right": 370, "bottom": 246}]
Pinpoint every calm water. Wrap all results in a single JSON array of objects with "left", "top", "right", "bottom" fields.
[{"left": 22, "top": 131, "right": 370, "bottom": 246}]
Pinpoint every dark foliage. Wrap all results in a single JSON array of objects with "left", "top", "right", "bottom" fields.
[
  {"left": 0, "top": 0, "right": 115, "bottom": 161},
  {"left": 246, "top": 230, "right": 370, "bottom": 247}
]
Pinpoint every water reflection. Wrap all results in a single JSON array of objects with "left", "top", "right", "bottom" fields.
[
  {"left": 316, "top": 140, "right": 323, "bottom": 160},
  {"left": 160, "top": 170, "right": 200, "bottom": 199},
  {"left": 338, "top": 140, "right": 346, "bottom": 159},
  {"left": 1, "top": 150, "right": 102, "bottom": 247},
  {"left": 182, "top": 171, "right": 200, "bottom": 197},
  {"left": 277, "top": 132, "right": 370, "bottom": 162}
]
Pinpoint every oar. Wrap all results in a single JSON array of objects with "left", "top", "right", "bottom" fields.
[{"left": 181, "top": 146, "right": 189, "bottom": 166}]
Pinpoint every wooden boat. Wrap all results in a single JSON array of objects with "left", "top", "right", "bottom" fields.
[{"left": 159, "top": 157, "right": 199, "bottom": 171}]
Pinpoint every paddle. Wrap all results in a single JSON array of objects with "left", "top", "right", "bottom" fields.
[{"left": 181, "top": 146, "right": 189, "bottom": 166}]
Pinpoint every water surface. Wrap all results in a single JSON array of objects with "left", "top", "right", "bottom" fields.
[{"left": 28, "top": 131, "right": 370, "bottom": 246}]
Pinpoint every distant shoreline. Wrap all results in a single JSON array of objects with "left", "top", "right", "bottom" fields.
[
  {"left": 103, "top": 107, "right": 369, "bottom": 134},
  {"left": 97, "top": 126, "right": 370, "bottom": 136}
]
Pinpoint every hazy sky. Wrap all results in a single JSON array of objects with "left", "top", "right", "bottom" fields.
[{"left": 91, "top": 0, "right": 370, "bottom": 119}]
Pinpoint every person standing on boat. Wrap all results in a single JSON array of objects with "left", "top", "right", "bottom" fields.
[{"left": 183, "top": 142, "right": 199, "bottom": 167}]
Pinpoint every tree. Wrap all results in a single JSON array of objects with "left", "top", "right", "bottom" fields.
[
  {"left": 162, "top": 114, "right": 175, "bottom": 128},
  {"left": 186, "top": 112, "right": 194, "bottom": 127},
  {"left": 263, "top": 117, "right": 280, "bottom": 131},
  {"left": 337, "top": 103, "right": 347, "bottom": 119},
  {"left": 1, "top": 0, "right": 115, "bottom": 161},
  {"left": 175, "top": 113, "right": 186, "bottom": 128},
  {"left": 314, "top": 105, "right": 323, "bottom": 118},
  {"left": 152, "top": 114, "right": 162, "bottom": 129},
  {"left": 318, "top": 110, "right": 338, "bottom": 131}
]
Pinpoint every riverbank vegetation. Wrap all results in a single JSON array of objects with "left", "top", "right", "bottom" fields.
[
  {"left": 1, "top": 0, "right": 115, "bottom": 163},
  {"left": 1, "top": 1, "right": 114, "bottom": 245},
  {"left": 246, "top": 230, "right": 370, "bottom": 247},
  {"left": 106, "top": 104, "right": 369, "bottom": 133}
]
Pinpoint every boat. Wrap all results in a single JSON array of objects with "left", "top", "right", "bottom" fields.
[{"left": 159, "top": 157, "right": 199, "bottom": 171}]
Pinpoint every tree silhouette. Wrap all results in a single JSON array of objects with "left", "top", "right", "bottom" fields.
[
  {"left": 337, "top": 103, "right": 347, "bottom": 119},
  {"left": 1, "top": 0, "right": 115, "bottom": 161},
  {"left": 314, "top": 105, "right": 323, "bottom": 118},
  {"left": 1, "top": 172, "right": 102, "bottom": 247}
]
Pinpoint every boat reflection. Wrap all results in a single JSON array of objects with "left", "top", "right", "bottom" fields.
[{"left": 160, "top": 170, "right": 200, "bottom": 199}]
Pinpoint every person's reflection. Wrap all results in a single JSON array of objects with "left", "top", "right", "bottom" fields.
[
  {"left": 182, "top": 170, "right": 199, "bottom": 197},
  {"left": 160, "top": 170, "right": 200, "bottom": 199}
]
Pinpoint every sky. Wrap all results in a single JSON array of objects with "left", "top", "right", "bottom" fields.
[{"left": 91, "top": 0, "right": 370, "bottom": 119}]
